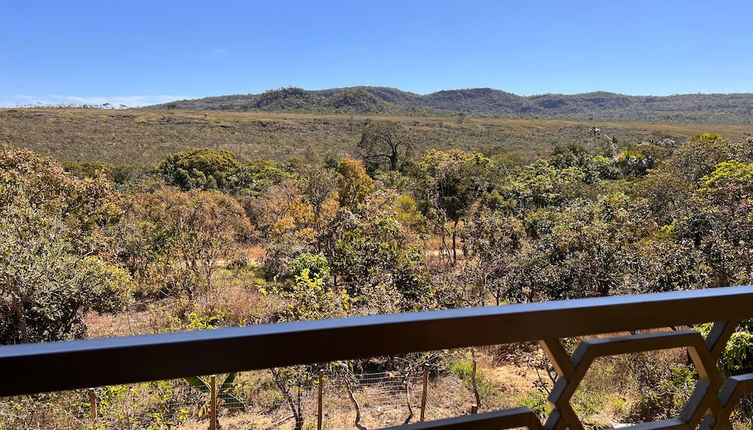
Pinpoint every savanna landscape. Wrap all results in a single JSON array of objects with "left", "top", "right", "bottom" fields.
[
  {"left": 2, "top": 93, "right": 753, "bottom": 429},
  {"left": 4, "top": 2, "right": 753, "bottom": 429}
]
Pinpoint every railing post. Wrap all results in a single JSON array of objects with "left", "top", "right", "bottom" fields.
[
  {"left": 88, "top": 388, "right": 97, "bottom": 422},
  {"left": 420, "top": 363, "right": 429, "bottom": 421},
  {"left": 317, "top": 369, "right": 324, "bottom": 430},
  {"left": 209, "top": 375, "right": 217, "bottom": 430}
]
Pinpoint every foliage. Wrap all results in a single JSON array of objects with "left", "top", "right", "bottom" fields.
[
  {"left": 516, "top": 391, "right": 552, "bottom": 417},
  {"left": 499, "top": 159, "right": 585, "bottom": 212},
  {"left": 246, "top": 180, "right": 314, "bottom": 241},
  {"left": 449, "top": 357, "right": 497, "bottom": 402},
  {"left": 267, "top": 269, "right": 351, "bottom": 322},
  {"left": 629, "top": 364, "right": 697, "bottom": 422},
  {"left": 0, "top": 148, "right": 123, "bottom": 254},
  {"left": 410, "top": 149, "right": 495, "bottom": 263},
  {"left": 696, "top": 321, "right": 753, "bottom": 377},
  {"left": 159, "top": 147, "right": 241, "bottom": 191},
  {"left": 117, "top": 187, "right": 251, "bottom": 299},
  {"left": 6, "top": 108, "right": 745, "bottom": 169},
  {"left": 63, "top": 160, "right": 140, "bottom": 184},
  {"left": 335, "top": 156, "right": 374, "bottom": 209},
  {"left": 7, "top": 125, "right": 753, "bottom": 427},
  {"left": 326, "top": 210, "right": 427, "bottom": 308},
  {"left": 668, "top": 133, "right": 735, "bottom": 182},
  {"left": 699, "top": 160, "right": 753, "bottom": 204},
  {"left": 288, "top": 253, "right": 330, "bottom": 282},
  {"left": 0, "top": 149, "right": 131, "bottom": 344},
  {"left": 228, "top": 159, "right": 289, "bottom": 196},
  {"left": 184, "top": 373, "right": 245, "bottom": 412},
  {"left": 0, "top": 203, "right": 131, "bottom": 343}
]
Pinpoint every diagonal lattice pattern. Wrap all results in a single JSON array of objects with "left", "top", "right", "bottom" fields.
[
  {"left": 543, "top": 330, "right": 720, "bottom": 429},
  {"left": 395, "top": 322, "right": 753, "bottom": 430},
  {"left": 528, "top": 321, "right": 753, "bottom": 430}
]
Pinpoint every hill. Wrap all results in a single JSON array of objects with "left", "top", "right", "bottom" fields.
[{"left": 147, "top": 87, "right": 753, "bottom": 123}]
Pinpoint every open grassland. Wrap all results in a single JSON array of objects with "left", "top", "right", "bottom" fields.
[{"left": 2, "top": 108, "right": 751, "bottom": 166}]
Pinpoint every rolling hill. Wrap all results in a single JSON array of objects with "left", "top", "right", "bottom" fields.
[{"left": 147, "top": 86, "right": 753, "bottom": 123}]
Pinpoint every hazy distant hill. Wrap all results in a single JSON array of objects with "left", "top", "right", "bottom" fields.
[{"left": 146, "top": 86, "right": 753, "bottom": 123}]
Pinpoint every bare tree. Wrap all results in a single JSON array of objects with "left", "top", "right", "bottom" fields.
[
  {"left": 340, "top": 367, "right": 368, "bottom": 430},
  {"left": 357, "top": 120, "right": 414, "bottom": 171},
  {"left": 271, "top": 368, "right": 306, "bottom": 430}
]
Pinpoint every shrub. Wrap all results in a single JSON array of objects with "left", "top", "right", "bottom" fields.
[
  {"left": 449, "top": 357, "right": 497, "bottom": 402},
  {"left": 160, "top": 148, "right": 241, "bottom": 191},
  {"left": 288, "top": 253, "right": 330, "bottom": 282}
]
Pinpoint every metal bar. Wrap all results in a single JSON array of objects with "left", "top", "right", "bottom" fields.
[
  {"left": 0, "top": 286, "right": 751, "bottom": 396},
  {"left": 209, "top": 375, "right": 217, "bottom": 430},
  {"left": 379, "top": 408, "right": 543, "bottom": 430},
  {"left": 706, "top": 321, "right": 739, "bottom": 360},
  {"left": 707, "top": 373, "right": 753, "bottom": 429},
  {"left": 539, "top": 338, "right": 575, "bottom": 380},
  {"left": 551, "top": 330, "right": 721, "bottom": 430},
  {"left": 419, "top": 363, "right": 429, "bottom": 422},
  {"left": 619, "top": 418, "right": 687, "bottom": 430},
  {"left": 317, "top": 369, "right": 324, "bottom": 430},
  {"left": 88, "top": 388, "right": 97, "bottom": 422}
]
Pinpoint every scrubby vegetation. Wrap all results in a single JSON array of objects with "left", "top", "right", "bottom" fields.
[
  {"left": 2, "top": 116, "right": 753, "bottom": 428},
  {"left": 4, "top": 108, "right": 753, "bottom": 168}
]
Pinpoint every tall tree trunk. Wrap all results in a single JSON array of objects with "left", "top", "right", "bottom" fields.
[
  {"left": 438, "top": 227, "right": 450, "bottom": 265},
  {"left": 470, "top": 349, "right": 481, "bottom": 408},
  {"left": 11, "top": 294, "right": 29, "bottom": 343},
  {"left": 451, "top": 220, "right": 459, "bottom": 265},
  {"left": 342, "top": 374, "right": 367, "bottom": 430},
  {"left": 402, "top": 373, "right": 414, "bottom": 425},
  {"left": 389, "top": 147, "right": 398, "bottom": 171},
  {"left": 271, "top": 369, "right": 304, "bottom": 430}
]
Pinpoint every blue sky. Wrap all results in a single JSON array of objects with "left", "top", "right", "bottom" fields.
[{"left": 2, "top": 1, "right": 752, "bottom": 107}]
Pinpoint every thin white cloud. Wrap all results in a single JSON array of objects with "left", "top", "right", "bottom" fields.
[
  {"left": 210, "top": 48, "right": 228, "bottom": 55},
  {"left": 0, "top": 94, "right": 186, "bottom": 108}
]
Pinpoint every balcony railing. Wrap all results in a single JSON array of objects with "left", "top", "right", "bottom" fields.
[{"left": 2, "top": 286, "right": 753, "bottom": 429}]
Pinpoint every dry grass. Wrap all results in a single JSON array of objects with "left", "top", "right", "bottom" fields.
[{"left": 3, "top": 108, "right": 748, "bottom": 167}]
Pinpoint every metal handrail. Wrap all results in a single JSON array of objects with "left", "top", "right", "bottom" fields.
[{"left": 2, "top": 285, "right": 753, "bottom": 429}]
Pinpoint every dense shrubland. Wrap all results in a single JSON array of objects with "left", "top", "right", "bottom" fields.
[{"left": 2, "top": 125, "right": 753, "bottom": 428}]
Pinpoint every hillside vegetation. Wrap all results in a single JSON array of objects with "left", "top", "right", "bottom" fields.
[
  {"left": 2, "top": 123, "right": 753, "bottom": 428},
  {"left": 2, "top": 108, "right": 751, "bottom": 167},
  {"left": 3, "top": 106, "right": 753, "bottom": 428},
  {"left": 146, "top": 86, "right": 753, "bottom": 123}
]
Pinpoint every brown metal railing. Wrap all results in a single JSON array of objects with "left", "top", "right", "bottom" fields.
[{"left": 2, "top": 286, "right": 753, "bottom": 429}]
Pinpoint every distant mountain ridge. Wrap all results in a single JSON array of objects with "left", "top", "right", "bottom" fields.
[{"left": 145, "top": 86, "right": 753, "bottom": 123}]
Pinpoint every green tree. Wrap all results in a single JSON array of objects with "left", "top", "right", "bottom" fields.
[
  {"left": 160, "top": 148, "right": 241, "bottom": 191},
  {"left": 335, "top": 156, "right": 374, "bottom": 209},
  {"left": 499, "top": 159, "right": 585, "bottom": 213},
  {"left": 0, "top": 202, "right": 131, "bottom": 344},
  {"left": 323, "top": 195, "right": 429, "bottom": 309},
  {"left": 228, "top": 159, "right": 289, "bottom": 196},
  {"left": 118, "top": 188, "right": 251, "bottom": 299},
  {"left": 668, "top": 134, "right": 735, "bottom": 183},
  {"left": 288, "top": 252, "right": 330, "bottom": 282},
  {"left": 691, "top": 160, "right": 753, "bottom": 286},
  {"left": 0, "top": 149, "right": 131, "bottom": 344},
  {"left": 412, "top": 150, "right": 495, "bottom": 264}
]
